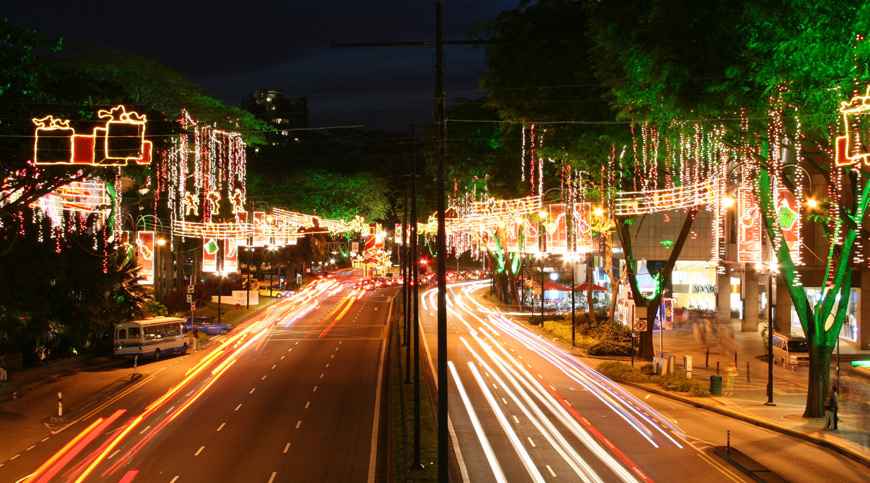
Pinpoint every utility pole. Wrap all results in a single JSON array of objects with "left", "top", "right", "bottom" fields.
[{"left": 434, "top": 3, "right": 448, "bottom": 481}]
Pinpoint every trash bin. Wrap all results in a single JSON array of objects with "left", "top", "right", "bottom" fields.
[{"left": 710, "top": 374, "right": 722, "bottom": 396}]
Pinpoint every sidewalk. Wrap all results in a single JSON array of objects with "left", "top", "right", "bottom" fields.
[{"left": 621, "top": 319, "right": 870, "bottom": 466}]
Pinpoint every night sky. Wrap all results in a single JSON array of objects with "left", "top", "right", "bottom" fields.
[{"left": 2, "top": 1, "right": 520, "bottom": 130}]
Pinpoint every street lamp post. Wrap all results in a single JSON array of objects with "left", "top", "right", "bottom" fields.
[
  {"left": 570, "top": 255, "right": 576, "bottom": 346},
  {"left": 539, "top": 254, "right": 545, "bottom": 329}
]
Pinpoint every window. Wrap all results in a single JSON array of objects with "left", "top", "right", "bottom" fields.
[
  {"left": 129, "top": 328, "right": 140, "bottom": 339},
  {"left": 118, "top": 328, "right": 127, "bottom": 340}
]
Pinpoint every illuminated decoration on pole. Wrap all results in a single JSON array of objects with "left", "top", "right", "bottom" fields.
[
  {"left": 28, "top": 179, "right": 111, "bottom": 226},
  {"left": 183, "top": 192, "right": 199, "bottom": 217},
  {"left": 545, "top": 203, "right": 567, "bottom": 253},
  {"left": 223, "top": 239, "right": 238, "bottom": 273},
  {"left": 32, "top": 105, "right": 152, "bottom": 166},
  {"left": 252, "top": 212, "right": 268, "bottom": 247},
  {"left": 136, "top": 231, "right": 155, "bottom": 284},
  {"left": 835, "top": 85, "right": 870, "bottom": 167},
  {"left": 777, "top": 188, "right": 801, "bottom": 261},
  {"left": 571, "top": 202, "right": 593, "bottom": 251},
  {"left": 231, "top": 189, "right": 245, "bottom": 213},
  {"left": 738, "top": 186, "right": 762, "bottom": 263}
]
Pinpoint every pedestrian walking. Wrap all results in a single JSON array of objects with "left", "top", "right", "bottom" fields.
[
  {"left": 723, "top": 362, "right": 738, "bottom": 396},
  {"left": 824, "top": 387, "right": 839, "bottom": 430}
]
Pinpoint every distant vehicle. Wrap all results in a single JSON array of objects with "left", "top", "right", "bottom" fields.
[
  {"left": 184, "top": 316, "right": 232, "bottom": 335},
  {"left": 771, "top": 332, "right": 809, "bottom": 366},
  {"left": 114, "top": 317, "right": 187, "bottom": 360}
]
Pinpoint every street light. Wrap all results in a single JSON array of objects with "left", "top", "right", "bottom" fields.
[
  {"left": 566, "top": 253, "right": 580, "bottom": 346},
  {"left": 537, "top": 252, "right": 546, "bottom": 329}
]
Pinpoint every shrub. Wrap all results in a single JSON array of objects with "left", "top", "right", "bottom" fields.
[
  {"left": 658, "top": 372, "right": 710, "bottom": 397},
  {"left": 596, "top": 361, "right": 651, "bottom": 383},
  {"left": 527, "top": 314, "right": 566, "bottom": 326},
  {"left": 588, "top": 340, "right": 634, "bottom": 356}
]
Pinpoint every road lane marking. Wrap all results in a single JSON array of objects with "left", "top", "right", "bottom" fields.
[
  {"left": 313, "top": 386, "right": 318, "bottom": 392},
  {"left": 41, "top": 437, "right": 50, "bottom": 442},
  {"left": 325, "top": 363, "right": 329, "bottom": 368},
  {"left": 512, "top": 415, "right": 520, "bottom": 424},
  {"left": 546, "top": 465, "right": 556, "bottom": 477},
  {"left": 195, "top": 446, "right": 205, "bottom": 456},
  {"left": 109, "top": 449, "right": 120, "bottom": 459},
  {"left": 501, "top": 397, "right": 508, "bottom": 405},
  {"left": 527, "top": 437, "right": 536, "bottom": 447},
  {"left": 283, "top": 443, "right": 291, "bottom": 454},
  {"left": 170, "top": 477, "right": 179, "bottom": 483},
  {"left": 305, "top": 401, "right": 310, "bottom": 409},
  {"left": 295, "top": 421, "right": 302, "bottom": 429},
  {"left": 217, "top": 423, "right": 226, "bottom": 432},
  {"left": 250, "top": 388, "right": 256, "bottom": 394},
  {"left": 281, "top": 355, "right": 285, "bottom": 360},
  {"left": 268, "top": 472, "right": 277, "bottom": 483},
  {"left": 186, "top": 389, "right": 195, "bottom": 397},
  {"left": 165, "top": 406, "right": 175, "bottom": 414},
  {"left": 331, "top": 354, "right": 334, "bottom": 359},
  {"left": 320, "top": 373, "right": 324, "bottom": 379},
  {"left": 26, "top": 445, "right": 35, "bottom": 451},
  {"left": 10, "top": 454, "right": 19, "bottom": 460},
  {"left": 235, "top": 404, "right": 243, "bottom": 411},
  {"left": 139, "top": 425, "right": 151, "bottom": 435},
  {"left": 262, "top": 375, "right": 268, "bottom": 380}
]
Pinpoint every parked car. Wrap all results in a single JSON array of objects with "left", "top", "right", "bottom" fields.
[{"left": 184, "top": 316, "right": 232, "bottom": 335}]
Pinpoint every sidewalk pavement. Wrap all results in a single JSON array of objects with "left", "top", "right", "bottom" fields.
[{"left": 613, "top": 319, "right": 870, "bottom": 467}]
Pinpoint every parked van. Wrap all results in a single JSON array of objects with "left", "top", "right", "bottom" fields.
[{"left": 771, "top": 332, "right": 809, "bottom": 366}]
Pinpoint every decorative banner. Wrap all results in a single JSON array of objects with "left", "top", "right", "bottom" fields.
[
  {"left": 545, "top": 204, "right": 567, "bottom": 253},
  {"left": 572, "top": 202, "right": 593, "bottom": 252},
  {"left": 235, "top": 211, "right": 249, "bottom": 246},
  {"left": 203, "top": 238, "right": 219, "bottom": 273},
  {"left": 777, "top": 188, "right": 801, "bottom": 261},
  {"left": 136, "top": 231, "right": 155, "bottom": 284},
  {"left": 505, "top": 218, "right": 521, "bottom": 252},
  {"left": 365, "top": 223, "right": 385, "bottom": 261},
  {"left": 223, "top": 239, "right": 238, "bottom": 273},
  {"left": 395, "top": 223, "right": 403, "bottom": 244},
  {"left": 836, "top": 86, "right": 870, "bottom": 166},
  {"left": 737, "top": 187, "right": 762, "bottom": 263},
  {"left": 32, "top": 105, "right": 152, "bottom": 166},
  {"left": 523, "top": 218, "right": 539, "bottom": 253}
]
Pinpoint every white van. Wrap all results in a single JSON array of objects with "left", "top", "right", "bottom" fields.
[
  {"left": 114, "top": 317, "right": 188, "bottom": 360},
  {"left": 771, "top": 332, "right": 809, "bottom": 366}
]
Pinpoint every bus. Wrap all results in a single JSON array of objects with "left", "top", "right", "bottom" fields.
[{"left": 114, "top": 317, "right": 188, "bottom": 361}]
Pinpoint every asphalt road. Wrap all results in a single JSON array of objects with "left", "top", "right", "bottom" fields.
[
  {"left": 3, "top": 277, "right": 391, "bottom": 483},
  {"left": 418, "top": 280, "right": 868, "bottom": 483}
]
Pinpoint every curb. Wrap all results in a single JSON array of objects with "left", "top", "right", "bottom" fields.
[
  {"left": 0, "top": 359, "right": 127, "bottom": 406},
  {"left": 612, "top": 377, "right": 870, "bottom": 468}
]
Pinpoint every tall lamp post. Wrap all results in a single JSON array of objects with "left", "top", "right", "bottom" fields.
[
  {"left": 537, "top": 253, "right": 545, "bottom": 329},
  {"left": 567, "top": 253, "right": 579, "bottom": 346}
]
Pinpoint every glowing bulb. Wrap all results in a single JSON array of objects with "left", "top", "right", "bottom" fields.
[
  {"left": 593, "top": 207, "right": 604, "bottom": 216},
  {"left": 721, "top": 196, "right": 736, "bottom": 208},
  {"left": 807, "top": 198, "right": 818, "bottom": 208}
]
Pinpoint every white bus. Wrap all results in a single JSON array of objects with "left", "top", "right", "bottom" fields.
[{"left": 114, "top": 317, "right": 188, "bottom": 360}]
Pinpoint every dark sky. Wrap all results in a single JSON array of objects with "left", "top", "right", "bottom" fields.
[{"left": 2, "top": 1, "right": 520, "bottom": 130}]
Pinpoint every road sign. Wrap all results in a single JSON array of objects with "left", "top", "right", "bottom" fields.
[
  {"left": 186, "top": 294, "right": 193, "bottom": 303},
  {"left": 187, "top": 285, "right": 195, "bottom": 294},
  {"left": 190, "top": 303, "right": 196, "bottom": 311},
  {"left": 634, "top": 319, "right": 647, "bottom": 332}
]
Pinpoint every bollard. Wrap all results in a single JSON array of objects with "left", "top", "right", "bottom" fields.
[
  {"left": 705, "top": 348, "right": 709, "bottom": 367},
  {"left": 716, "top": 360, "right": 720, "bottom": 375},
  {"left": 58, "top": 392, "right": 62, "bottom": 417},
  {"left": 734, "top": 352, "right": 738, "bottom": 367},
  {"left": 747, "top": 361, "right": 751, "bottom": 383},
  {"left": 684, "top": 355, "right": 693, "bottom": 380},
  {"left": 133, "top": 355, "right": 138, "bottom": 376},
  {"left": 726, "top": 430, "right": 731, "bottom": 455}
]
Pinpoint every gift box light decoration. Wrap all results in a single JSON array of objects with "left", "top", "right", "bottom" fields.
[{"left": 32, "top": 105, "right": 152, "bottom": 166}]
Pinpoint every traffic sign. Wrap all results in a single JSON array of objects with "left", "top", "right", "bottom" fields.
[
  {"left": 186, "top": 294, "right": 193, "bottom": 303},
  {"left": 187, "top": 285, "right": 195, "bottom": 294},
  {"left": 634, "top": 319, "right": 647, "bottom": 332},
  {"left": 190, "top": 303, "right": 196, "bottom": 311}
]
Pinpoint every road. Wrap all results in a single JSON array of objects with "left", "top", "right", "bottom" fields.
[
  {"left": 419, "top": 280, "right": 868, "bottom": 482},
  {"left": 2, "top": 277, "right": 391, "bottom": 483}
]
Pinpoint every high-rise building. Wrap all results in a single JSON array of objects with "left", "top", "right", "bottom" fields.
[{"left": 242, "top": 89, "right": 309, "bottom": 143}]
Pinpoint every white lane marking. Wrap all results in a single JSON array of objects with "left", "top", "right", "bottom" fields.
[
  {"left": 313, "top": 386, "right": 318, "bottom": 392},
  {"left": 108, "top": 449, "right": 120, "bottom": 459},
  {"left": 295, "top": 342, "right": 299, "bottom": 345},
  {"left": 26, "top": 445, "right": 35, "bottom": 451},
  {"left": 501, "top": 398, "right": 508, "bottom": 405},
  {"left": 330, "top": 354, "right": 334, "bottom": 359},
  {"left": 171, "top": 477, "right": 179, "bottom": 483},
  {"left": 195, "top": 446, "right": 205, "bottom": 456},
  {"left": 305, "top": 401, "right": 310, "bottom": 409},
  {"left": 139, "top": 425, "right": 151, "bottom": 435},
  {"left": 283, "top": 443, "right": 291, "bottom": 454},
  {"left": 272, "top": 364, "right": 277, "bottom": 369},
  {"left": 186, "top": 389, "right": 195, "bottom": 397},
  {"left": 235, "top": 404, "right": 243, "bottom": 411},
  {"left": 546, "top": 465, "right": 556, "bottom": 477},
  {"left": 217, "top": 423, "right": 226, "bottom": 432},
  {"left": 10, "top": 454, "right": 19, "bottom": 460},
  {"left": 339, "top": 341, "right": 343, "bottom": 345},
  {"left": 41, "top": 437, "right": 50, "bottom": 442},
  {"left": 320, "top": 373, "right": 324, "bottom": 379},
  {"left": 512, "top": 415, "right": 520, "bottom": 424},
  {"left": 250, "top": 388, "right": 256, "bottom": 394},
  {"left": 645, "top": 394, "right": 651, "bottom": 399},
  {"left": 295, "top": 421, "right": 302, "bottom": 429},
  {"left": 166, "top": 406, "right": 175, "bottom": 414},
  {"left": 325, "top": 363, "right": 329, "bottom": 368},
  {"left": 262, "top": 375, "right": 268, "bottom": 381},
  {"left": 268, "top": 472, "right": 277, "bottom": 483},
  {"left": 281, "top": 355, "right": 285, "bottom": 360},
  {"left": 527, "top": 437, "right": 536, "bottom": 448}
]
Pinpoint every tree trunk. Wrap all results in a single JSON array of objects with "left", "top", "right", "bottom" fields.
[
  {"left": 636, "top": 298, "right": 662, "bottom": 360},
  {"left": 803, "top": 341, "right": 833, "bottom": 418}
]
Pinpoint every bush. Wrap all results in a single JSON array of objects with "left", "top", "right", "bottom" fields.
[
  {"left": 588, "top": 340, "right": 634, "bottom": 356},
  {"left": 596, "top": 361, "right": 651, "bottom": 383},
  {"left": 527, "top": 314, "right": 566, "bottom": 326},
  {"left": 658, "top": 372, "right": 711, "bottom": 397}
]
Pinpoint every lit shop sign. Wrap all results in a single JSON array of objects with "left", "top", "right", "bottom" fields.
[{"left": 32, "top": 105, "right": 152, "bottom": 166}]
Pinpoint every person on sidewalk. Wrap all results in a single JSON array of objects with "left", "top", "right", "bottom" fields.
[
  {"left": 723, "top": 362, "right": 738, "bottom": 396},
  {"left": 824, "top": 387, "right": 839, "bottom": 430},
  {"left": 190, "top": 326, "right": 199, "bottom": 352}
]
